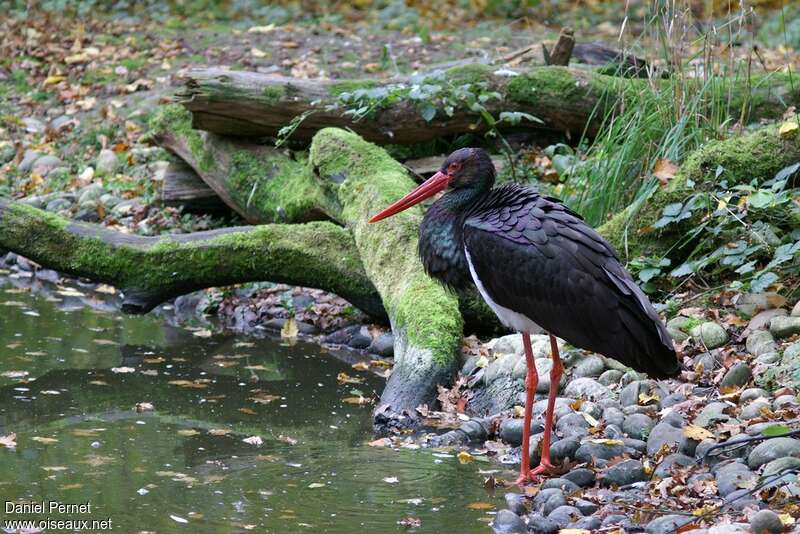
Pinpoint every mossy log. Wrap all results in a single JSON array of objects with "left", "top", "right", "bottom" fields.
[
  {"left": 309, "top": 128, "right": 464, "bottom": 426},
  {"left": 177, "top": 65, "right": 800, "bottom": 144},
  {"left": 598, "top": 126, "right": 800, "bottom": 261},
  {"left": 0, "top": 199, "right": 385, "bottom": 317},
  {"left": 160, "top": 159, "right": 230, "bottom": 214}
]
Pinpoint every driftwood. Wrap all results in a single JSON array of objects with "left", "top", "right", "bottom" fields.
[
  {"left": 542, "top": 27, "right": 575, "bottom": 66},
  {"left": 160, "top": 160, "right": 229, "bottom": 213},
  {"left": 177, "top": 64, "right": 799, "bottom": 144}
]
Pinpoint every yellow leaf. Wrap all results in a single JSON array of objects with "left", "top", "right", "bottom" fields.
[
  {"left": 779, "top": 513, "right": 796, "bottom": 526},
  {"left": 457, "top": 451, "right": 475, "bottom": 464},
  {"left": 684, "top": 424, "right": 713, "bottom": 441},
  {"left": 342, "top": 396, "right": 372, "bottom": 405},
  {"left": 653, "top": 159, "right": 678, "bottom": 185},
  {"left": 337, "top": 372, "right": 363, "bottom": 384},
  {"left": 691, "top": 504, "right": 716, "bottom": 516},
  {"left": 43, "top": 75, "right": 65, "bottom": 86},
  {"left": 475, "top": 355, "right": 489, "bottom": 368},
  {"left": 281, "top": 317, "right": 298, "bottom": 340},
  {"left": 466, "top": 502, "right": 494, "bottom": 510},
  {"left": 351, "top": 361, "right": 370, "bottom": 372},
  {"left": 579, "top": 411, "right": 598, "bottom": 427},
  {"left": 779, "top": 120, "right": 799, "bottom": 139},
  {"left": 588, "top": 438, "right": 624, "bottom": 446},
  {"left": 32, "top": 436, "right": 58, "bottom": 444},
  {"left": 638, "top": 392, "right": 660, "bottom": 405},
  {"left": 307, "top": 482, "right": 325, "bottom": 489}
]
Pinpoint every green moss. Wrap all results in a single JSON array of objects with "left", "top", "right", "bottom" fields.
[
  {"left": 439, "top": 63, "right": 493, "bottom": 86},
  {"left": 147, "top": 104, "right": 211, "bottom": 171},
  {"left": 261, "top": 85, "right": 286, "bottom": 102},
  {"left": 328, "top": 79, "right": 380, "bottom": 96},
  {"left": 507, "top": 67, "right": 595, "bottom": 107},
  {"left": 309, "top": 128, "right": 463, "bottom": 366}
]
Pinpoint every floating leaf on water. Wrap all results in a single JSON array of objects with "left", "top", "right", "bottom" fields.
[
  {"left": 1, "top": 370, "right": 29, "bottom": 379},
  {"left": 278, "top": 435, "right": 298, "bottom": 445},
  {"left": 40, "top": 390, "right": 60, "bottom": 395},
  {"left": 242, "top": 436, "right": 263, "bottom": 446},
  {"left": 144, "top": 357, "right": 165, "bottom": 364},
  {"left": 70, "top": 428, "right": 105, "bottom": 437},
  {"left": 208, "top": 428, "right": 231, "bottom": 436},
  {"left": 466, "top": 502, "right": 494, "bottom": 510},
  {"left": 177, "top": 429, "right": 200, "bottom": 437},
  {"left": 95, "top": 284, "right": 116, "bottom": 294},
  {"left": 281, "top": 317, "right": 299, "bottom": 340},
  {"left": 369, "top": 359, "right": 393, "bottom": 368},
  {"left": 342, "top": 396, "right": 372, "bottom": 405},
  {"left": 170, "top": 515, "right": 188, "bottom": 524},
  {"left": 337, "top": 372, "right": 363, "bottom": 384},
  {"left": 135, "top": 402, "right": 154, "bottom": 412},
  {"left": 457, "top": 451, "right": 475, "bottom": 464},
  {"left": 351, "top": 361, "right": 370, "bottom": 372},
  {"left": 168, "top": 380, "right": 208, "bottom": 389},
  {"left": 250, "top": 393, "right": 281, "bottom": 404},
  {"left": 42, "top": 466, "right": 68, "bottom": 471},
  {"left": 684, "top": 424, "right": 714, "bottom": 441},
  {"left": 93, "top": 339, "right": 118, "bottom": 346},
  {"left": 89, "top": 380, "right": 109, "bottom": 386},
  {"left": 32, "top": 436, "right": 58, "bottom": 444},
  {"left": 192, "top": 329, "right": 213, "bottom": 338},
  {"left": 368, "top": 438, "right": 390, "bottom": 447},
  {"left": 234, "top": 342, "right": 255, "bottom": 348},
  {"left": 382, "top": 476, "right": 399, "bottom": 484},
  {"left": 307, "top": 483, "right": 325, "bottom": 489},
  {"left": 244, "top": 365, "right": 268, "bottom": 371},
  {"left": 398, "top": 517, "right": 421, "bottom": 528},
  {"left": 111, "top": 367, "right": 135, "bottom": 374},
  {"left": 0, "top": 433, "right": 17, "bottom": 449},
  {"left": 239, "top": 407, "right": 257, "bottom": 415}
]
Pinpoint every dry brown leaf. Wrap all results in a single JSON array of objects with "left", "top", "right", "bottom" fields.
[
  {"left": 653, "top": 159, "right": 679, "bottom": 185},
  {"left": 684, "top": 424, "right": 714, "bottom": 441}
]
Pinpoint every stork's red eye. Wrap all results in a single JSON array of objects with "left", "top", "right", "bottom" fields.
[{"left": 447, "top": 162, "right": 461, "bottom": 174}]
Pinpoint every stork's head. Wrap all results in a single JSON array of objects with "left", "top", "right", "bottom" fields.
[{"left": 369, "top": 148, "right": 495, "bottom": 223}]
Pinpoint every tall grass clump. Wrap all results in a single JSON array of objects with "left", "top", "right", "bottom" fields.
[{"left": 564, "top": 1, "right": 760, "bottom": 227}]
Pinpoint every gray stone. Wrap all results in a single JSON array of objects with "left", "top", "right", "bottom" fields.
[
  {"left": 693, "top": 352, "right": 717, "bottom": 373},
  {"left": 598, "top": 369, "right": 623, "bottom": 386},
  {"left": 762, "top": 456, "right": 800, "bottom": 477},
  {"left": 50, "top": 115, "right": 74, "bottom": 130},
  {"left": 503, "top": 492, "right": 527, "bottom": 516},
  {"left": 533, "top": 397, "right": 574, "bottom": 419},
  {"left": 770, "top": 315, "right": 800, "bottom": 339},
  {"left": 723, "top": 489, "right": 759, "bottom": 511},
  {"left": 111, "top": 199, "right": 141, "bottom": 217},
  {"left": 719, "top": 363, "right": 752, "bottom": 388},
  {"left": 645, "top": 514, "right": 694, "bottom": 534},
  {"left": 555, "top": 412, "right": 590, "bottom": 439},
  {"left": 603, "top": 406, "right": 625, "bottom": 428},
  {"left": 98, "top": 193, "right": 121, "bottom": 209},
  {"left": 573, "top": 498, "right": 597, "bottom": 516},
  {"left": 549, "top": 437, "right": 580, "bottom": 464},
  {"left": 784, "top": 342, "right": 800, "bottom": 362},
  {"left": 668, "top": 327, "right": 689, "bottom": 343},
  {"left": 653, "top": 453, "right": 694, "bottom": 478},
  {"left": 349, "top": 326, "right": 372, "bottom": 349},
  {"left": 489, "top": 334, "right": 524, "bottom": 357},
  {"left": 715, "top": 461, "right": 755, "bottom": 496},
  {"left": 694, "top": 402, "right": 732, "bottom": 427},
  {"left": 45, "top": 197, "right": 72, "bottom": 212},
  {"left": 572, "top": 355, "right": 605, "bottom": 378},
  {"left": 578, "top": 401, "right": 602, "bottom": 420},
  {"left": 750, "top": 510, "right": 783, "bottom": 534},
  {"left": 22, "top": 117, "right": 45, "bottom": 133},
  {"left": 602, "top": 514, "right": 628, "bottom": 527},
  {"left": 492, "top": 509, "right": 526, "bottom": 534},
  {"left": 542, "top": 490, "right": 567, "bottom": 516},
  {"left": 563, "top": 468, "right": 594, "bottom": 488},
  {"left": 78, "top": 183, "right": 105, "bottom": 204},
  {"left": 746, "top": 330, "right": 777, "bottom": 357},
  {"left": 368, "top": 332, "right": 394, "bottom": 356},
  {"left": 754, "top": 351, "right": 781, "bottom": 364},
  {"left": 32, "top": 154, "right": 63, "bottom": 175},
  {"left": 18, "top": 150, "right": 42, "bottom": 172},
  {"left": 622, "top": 413, "right": 655, "bottom": 440},
  {"left": 532, "top": 488, "right": 562, "bottom": 513},
  {"left": 748, "top": 437, "right": 800, "bottom": 469},
  {"left": 667, "top": 316, "right": 692, "bottom": 332},
  {"left": 774, "top": 395, "right": 798, "bottom": 410},
  {"left": 740, "top": 399, "right": 771, "bottom": 420},
  {"left": 540, "top": 478, "right": 579, "bottom": 493},
  {"left": 647, "top": 421, "right": 684, "bottom": 455},
  {"left": 605, "top": 424, "right": 623, "bottom": 439},
  {"left": 662, "top": 392, "right": 687, "bottom": 408},
  {"left": 525, "top": 515, "right": 558, "bottom": 534},
  {"left": 546, "top": 505, "right": 582, "bottom": 528},
  {"left": 624, "top": 437, "right": 647, "bottom": 454},
  {"left": 575, "top": 440, "right": 624, "bottom": 463},
  {"left": 570, "top": 517, "right": 601, "bottom": 530},
  {"left": 96, "top": 149, "right": 118, "bottom": 175},
  {"left": 602, "top": 459, "right": 646, "bottom": 486},
  {"left": 690, "top": 322, "right": 729, "bottom": 349},
  {"left": 740, "top": 387, "right": 770, "bottom": 403},
  {"left": 499, "top": 418, "right": 543, "bottom": 447},
  {"left": 564, "top": 377, "right": 610, "bottom": 401},
  {"left": 793, "top": 300, "right": 800, "bottom": 317}
]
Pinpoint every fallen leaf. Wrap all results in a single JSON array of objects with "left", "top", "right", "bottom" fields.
[
  {"left": 111, "top": 367, "right": 135, "bottom": 374},
  {"left": 457, "top": 451, "right": 475, "bottom": 464},
  {"left": 337, "top": 372, "right": 363, "bottom": 384},
  {"left": 307, "top": 482, "right": 325, "bottom": 489},
  {"left": 398, "top": 517, "right": 422, "bottom": 528},
  {"left": 779, "top": 120, "right": 799, "bottom": 139},
  {"left": 250, "top": 393, "right": 280, "bottom": 404},
  {"left": 278, "top": 435, "right": 298, "bottom": 445},
  {"left": 342, "top": 396, "right": 372, "bottom": 405},
  {"left": 653, "top": 159, "right": 679, "bottom": 185},
  {"left": 208, "top": 428, "right": 231, "bottom": 436},
  {"left": 382, "top": 476, "right": 399, "bottom": 484},
  {"left": 0, "top": 433, "right": 17, "bottom": 449},
  {"left": 684, "top": 424, "right": 714, "bottom": 441},
  {"left": 170, "top": 515, "right": 188, "bottom": 524},
  {"left": 351, "top": 361, "right": 370, "bottom": 371},
  {"left": 242, "top": 436, "right": 263, "bottom": 446},
  {"left": 192, "top": 329, "right": 213, "bottom": 338},
  {"left": 42, "top": 466, "right": 68, "bottom": 471},
  {"left": 1, "top": 370, "right": 29, "bottom": 379},
  {"left": 32, "top": 436, "right": 59, "bottom": 444},
  {"left": 281, "top": 317, "right": 298, "bottom": 340},
  {"left": 177, "top": 429, "right": 199, "bottom": 437},
  {"left": 368, "top": 438, "right": 390, "bottom": 447},
  {"left": 466, "top": 502, "right": 494, "bottom": 510},
  {"left": 135, "top": 402, "right": 154, "bottom": 412}
]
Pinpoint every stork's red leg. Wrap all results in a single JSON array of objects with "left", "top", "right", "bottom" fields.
[
  {"left": 513, "top": 331, "right": 538, "bottom": 486},
  {"left": 528, "top": 334, "right": 563, "bottom": 478}
]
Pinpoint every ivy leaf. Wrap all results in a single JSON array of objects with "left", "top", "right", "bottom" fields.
[
  {"left": 747, "top": 190, "right": 774, "bottom": 209},
  {"left": 750, "top": 271, "right": 778, "bottom": 292},
  {"left": 761, "top": 424, "right": 791, "bottom": 437},
  {"left": 419, "top": 102, "right": 436, "bottom": 123}
]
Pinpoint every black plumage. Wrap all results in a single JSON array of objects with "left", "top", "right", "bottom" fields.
[{"left": 416, "top": 149, "right": 679, "bottom": 379}]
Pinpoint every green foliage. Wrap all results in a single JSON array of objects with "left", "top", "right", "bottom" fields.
[{"left": 645, "top": 162, "right": 800, "bottom": 291}]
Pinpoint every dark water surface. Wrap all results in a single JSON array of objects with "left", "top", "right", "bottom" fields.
[{"left": 0, "top": 274, "right": 505, "bottom": 533}]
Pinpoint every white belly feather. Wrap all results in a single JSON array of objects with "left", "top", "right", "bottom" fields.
[{"left": 464, "top": 247, "right": 544, "bottom": 334}]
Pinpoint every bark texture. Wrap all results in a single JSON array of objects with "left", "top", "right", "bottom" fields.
[{"left": 177, "top": 64, "right": 800, "bottom": 144}]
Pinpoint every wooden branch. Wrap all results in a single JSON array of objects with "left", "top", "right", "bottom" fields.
[
  {"left": 160, "top": 160, "right": 229, "bottom": 213},
  {"left": 0, "top": 199, "right": 385, "bottom": 318},
  {"left": 543, "top": 27, "right": 575, "bottom": 66}
]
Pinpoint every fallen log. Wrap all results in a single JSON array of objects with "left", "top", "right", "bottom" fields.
[
  {"left": 309, "top": 128, "right": 464, "bottom": 427},
  {"left": 177, "top": 64, "right": 799, "bottom": 144},
  {"left": 160, "top": 160, "right": 230, "bottom": 214},
  {"left": 0, "top": 199, "right": 384, "bottom": 317},
  {"left": 150, "top": 105, "right": 338, "bottom": 224}
]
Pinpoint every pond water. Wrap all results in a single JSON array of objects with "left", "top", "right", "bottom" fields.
[{"left": 0, "top": 274, "right": 507, "bottom": 533}]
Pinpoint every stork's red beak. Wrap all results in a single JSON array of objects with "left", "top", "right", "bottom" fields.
[{"left": 368, "top": 171, "right": 450, "bottom": 223}]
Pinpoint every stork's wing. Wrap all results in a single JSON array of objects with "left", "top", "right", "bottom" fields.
[{"left": 464, "top": 187, "right": 678, "bottom": 378}]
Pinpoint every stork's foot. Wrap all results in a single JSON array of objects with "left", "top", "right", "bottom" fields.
[{"left": 513, "top": 460, "right": 558, "bottom": 486}]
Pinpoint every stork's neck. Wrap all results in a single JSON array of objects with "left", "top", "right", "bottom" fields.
[{"left": 418, "top": 184, "right": 488, "bottom": 290}]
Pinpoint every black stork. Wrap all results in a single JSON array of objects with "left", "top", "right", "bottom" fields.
[{"left": 369, "top": 148, "right": 679, "bottom": 484}]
